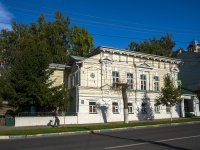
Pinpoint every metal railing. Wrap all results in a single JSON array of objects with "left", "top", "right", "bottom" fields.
[{"left": 17, "top": 112, "right": 77, "bottom": 117}]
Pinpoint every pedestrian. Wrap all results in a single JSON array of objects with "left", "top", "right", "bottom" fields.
[{"left": 54, "top": 113, "right": 60, "bottom": 127}]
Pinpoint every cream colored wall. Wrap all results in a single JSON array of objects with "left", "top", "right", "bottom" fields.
[
  {"left": 79, "top": 52, "right": 177, "bottom": 91},
  {"left": 49, "top": 69, "right": 64, "bottom": 87},
  {"left": 70, "top": 51, "right": 181, "bottom": 122}
]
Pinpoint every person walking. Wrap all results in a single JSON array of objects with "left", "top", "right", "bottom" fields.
[{"left": 54, "top": 113, "right": 60, "bottom": 127}]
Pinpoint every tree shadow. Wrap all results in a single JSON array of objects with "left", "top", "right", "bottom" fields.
[
  {"left": 137, "top": 92, "right": 155, "bottom": 121},
  {"left": 92, "top": 132, "right": 190, "bottom": 150},
  {"left": 96, "top": 103, "right": 109, "bottom": 123},
  {"left": 175, "top": 103, "right": 182, "bottom": 118}
]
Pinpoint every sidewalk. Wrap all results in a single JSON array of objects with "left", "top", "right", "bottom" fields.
[
  {"left": 0, "top": 118, "right": 200, "bottom": 140},
  {"left": 0, "top": 117, "right": 196, "bottom": 131}
]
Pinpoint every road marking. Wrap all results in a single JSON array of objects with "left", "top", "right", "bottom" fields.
[{"left": 104, "top": 135, "right": 200, "bottom": 149}]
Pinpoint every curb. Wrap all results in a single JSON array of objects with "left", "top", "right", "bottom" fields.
[{"left": 0, "top": 121, "right": 200, "bottom": 140}]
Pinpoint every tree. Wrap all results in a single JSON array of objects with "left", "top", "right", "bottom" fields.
[
  {"left": 114, "top": 83, "right": 129, "bottom": 124},
  {"left": 0, "top": 11, "right": 94, "bottom": 111},
  {"left": 127, "top": 33, "right": 178, "bottom": 57},
  {"left": 70, "top": 25, "right": 94, "bottom": 56},
  {"left": 4, "top": 49, "right": 66, "bottom": 111},
  {"left": 156, "top": 74, "right": 182, "bottom": 121},
  {"left": 0, "top": 11, "right": 94, "bottom": 66}
]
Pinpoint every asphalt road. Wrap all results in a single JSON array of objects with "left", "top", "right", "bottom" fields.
[{"left": 0, "top": 123, "right": 200, "bottom": 150}]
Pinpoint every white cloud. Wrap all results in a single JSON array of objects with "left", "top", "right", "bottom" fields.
[{"left": 0, "top": 2, "right": 14, "bottom": 30}]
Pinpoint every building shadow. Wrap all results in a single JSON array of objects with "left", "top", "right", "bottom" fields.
[
  {"left": 92, "top": 132, "right": 190, "bottom": 150},
  {"left": 96, "top": 103, "right": 108, "bottom": 123},
  {"left": 137, "top": 92, "right": 155, "bottom": 120}
]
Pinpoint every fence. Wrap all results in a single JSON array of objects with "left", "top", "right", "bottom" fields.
[{"left": 17, "top": 112, "right": 77, "bottom": 117}]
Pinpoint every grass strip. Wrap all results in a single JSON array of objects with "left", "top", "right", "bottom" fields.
[{"left": 0, "top": 118, "right": 200, "bottom": 136}]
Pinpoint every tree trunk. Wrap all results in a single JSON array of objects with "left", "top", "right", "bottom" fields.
[
  {"left": 122, "top": 84, "right": 128, "bottom": 123},
  {"left": 170, "top": 106, "right": 173, "bottom": 121}
]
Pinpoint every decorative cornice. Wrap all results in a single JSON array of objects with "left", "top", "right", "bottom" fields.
[{"left": 89, "top": 46, "right": 182, "bottom": 64}]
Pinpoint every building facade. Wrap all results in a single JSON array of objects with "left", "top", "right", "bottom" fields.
[
  {"left": 187, "top": 40, "right": 200, "bottom": 53},
  {"left": 177, "top": 40, "right": 200, "bottom": 117},
  {"left": 68, "top": 46, "right": 183, "bottom": 124}
]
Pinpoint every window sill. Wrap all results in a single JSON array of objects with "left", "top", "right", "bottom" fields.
[
  {"left": 89, "top": 113, "right": 97, "bottom": 114},
  {"left": 113, "top": 112, "right": 119, "bottom": 114}
]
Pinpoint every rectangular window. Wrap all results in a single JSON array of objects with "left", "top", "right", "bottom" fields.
[
  {"left": 127, "top": 73, "right": 133, "bottom": 89},
  {"left": 140, "top": 74, "right": 146, "bottom": 90},
  {"left": 112, "top": 102, "right": 119, "bottom": 113},
  {"left": 154, "top": 104, "right": 160, "bottom": 113},
  {"left": 128, "top": 103, "right": 133, "bottom": 113},
  {"left": 142, "top": 103, "right": 147, "bottom": 114},
  {"left": 89, "top": 102, "right": 96, "bottom": 113},
  {"left": 166, "top": 106, "right": 170, "bottom": 113},
  {"left": 153, "top": 76, "right": 159, "bottom": 91},
  {"left": 112, "top": 71, "right": 120, "bottom": 88}
]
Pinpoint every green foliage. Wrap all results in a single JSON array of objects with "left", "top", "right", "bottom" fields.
[
  {"left": 0, "top": 11, "right": 94, "bottom": 111},
  {"left": 3, "top": 50, "right": 63, "bottom": 111},
  {"left": 156, "top": 73, "right": 182, "bottom": 107},
  {"left": 185, "top": 112, "right": 195, "bottom": 118},
  {"left": 69, "top": 25, "right": 94, "bottom": 56},
  {"left": 128, "top": 33, "right": 178, "bottom": 57},
  {"left": 0, "top": 118, "right": 199, "bottom": 135},
  {"left": 0, "top": 11, "right": 94, "bottom": 66}
]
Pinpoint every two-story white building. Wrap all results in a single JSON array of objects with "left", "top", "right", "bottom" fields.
[{"left": 67, "top": 46, "right": 182, "bottom": 124}]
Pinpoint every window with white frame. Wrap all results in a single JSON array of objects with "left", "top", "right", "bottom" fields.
[
  {"left": 127, "top": 73, "right": 133, "bottom": 89},
  {"left": 166, "top": 105, "right": 171, "bottom": 113},
  {"left": 153, "top": 76, "right": 159, "bottom": 91},
  {"left": 140, "top": 74, "right": 146, "bottom": 90},
  {"left": 141, "top": 103, "right": 147, "bottom": 114},
  {"left": 112, "top": 71, "right": 120, "bottom": 88},
  {"left": 154, "top": 104, "right": 161, "bottom": 113},
  {"left": 112, "top": 102, "right": 119, "bottom": 113},
  {"left": 89, "top": 102, "right": 96, "bottom": 113},
  {"left": 128, "top": 103, "right": 133, "bottom": 113}
]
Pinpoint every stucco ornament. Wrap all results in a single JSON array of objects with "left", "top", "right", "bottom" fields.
[{"left": 90, "top": 73, "right": 95, "bottom": 78}]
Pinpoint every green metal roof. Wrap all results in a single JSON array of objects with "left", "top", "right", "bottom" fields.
[{"left": 181, "top": 88, "right": 195, "bottom": 95}]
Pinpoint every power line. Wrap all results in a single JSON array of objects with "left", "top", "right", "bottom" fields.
[
  {"left": 2, "top": 3, "right": 200, "bottom": 36},
  {"left": 1, "top": 6, "right": 199, "bottom": 38},
  {"left": 0, "top": 21, "right": 191, "bottom": 44},
  {"left": 6, "top": 0, "right": 200, "bottom": 33}
]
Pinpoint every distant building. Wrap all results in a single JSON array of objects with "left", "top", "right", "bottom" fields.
[
  {"left": 187, "top": 40, "right": 200, "bottom": 52},
  {"left": 177, "top": 40, "right": 200, "bottom": 117}
]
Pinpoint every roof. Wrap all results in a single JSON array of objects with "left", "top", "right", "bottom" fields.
[
  {"left": 181, "top": 87, "right": 195, "bottom": 95},
  {"left": 49, "top": 63, "right": 70, "bottom": 69},
  {"left": 70, "top": 55, "right": 86, "bottom": 61},
  {"left": 190, "top": 40, "right": 199, "bottom": 46},
  {"left": 88, "top": 46, "right": 182, "bottom": 64},
  {"left": 187, "top": 40, "right": 200, "bottom": 49}
]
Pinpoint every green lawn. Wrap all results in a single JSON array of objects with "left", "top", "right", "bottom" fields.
[{"left": 0, "top": 118, "right": 200, "bottom": 136}]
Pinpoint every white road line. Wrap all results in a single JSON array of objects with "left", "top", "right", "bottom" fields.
[{"left": 104, "top": 135, "right": 200, "bottom": 149}]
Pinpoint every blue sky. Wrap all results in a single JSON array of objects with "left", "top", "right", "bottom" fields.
[{"left": 0, "top": 0, "right": 200, "bottom": 50}]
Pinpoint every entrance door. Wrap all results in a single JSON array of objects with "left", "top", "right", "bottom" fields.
[{"left": 184, "top": 99, "right": 194, "bottom": 112}]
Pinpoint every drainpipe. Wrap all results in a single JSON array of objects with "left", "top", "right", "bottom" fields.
[{"left": 74, "top": 63, "right": 80, "bottom": 124}]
